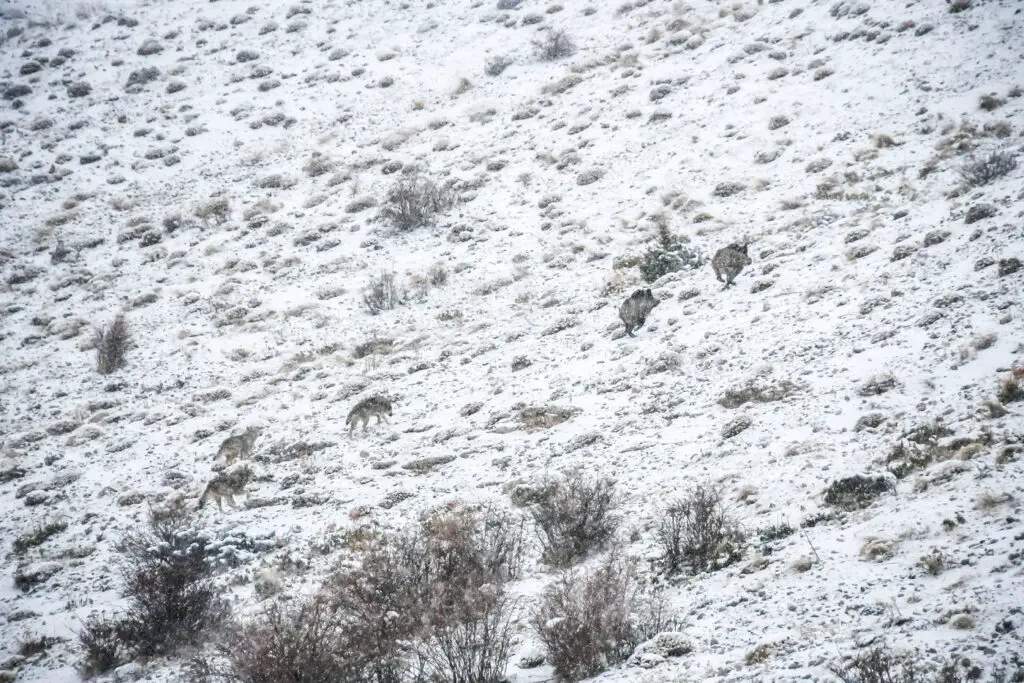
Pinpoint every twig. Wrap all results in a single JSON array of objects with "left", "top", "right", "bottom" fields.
[{"left": 801, "top": 528, "right": 821, "bottom": 564}]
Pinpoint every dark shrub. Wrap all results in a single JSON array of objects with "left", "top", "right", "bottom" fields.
[
  {"left": 530, "top": 472, "right": 619, "bottom": 567},
  {"left": 638, "top": 216, "right": 703, "bottom": 284},
  {"left": 535, "top": 29, "right": 576, "bottom": 61},
  {"left": 531, "top": 554, "right": 666, "bottom": 682},
  {"left": 823, "top": 475, "right": 893, "bottom": 510},
  {"left": 94, "top": 314, "right": 129, "bottom": 375},
  {"left": 656, "top": 484, "right": 745, "bottom": 575},
  {"left": 379, "top": 173, "right": 456, "bottom": 231},
  {"left": 959, "top": 151, "right": 1017, "bottom": 187}
]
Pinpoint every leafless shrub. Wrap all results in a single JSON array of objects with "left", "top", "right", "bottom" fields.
[
  {"left": 656, "top": 484, "right": 745, "bottom": 575},
  {"left": 959, "top": 151, "right": 1017, "bottom": 187},
  {"left": 998, "top": 375, "right": 1022, "bottom": 404},
  {"left": 485, "top": 55, "right": 514, "bottom": 76},
  {"left": 194, "top": 197, "right": 231, "bottom": 225},
  {"left": 530, "top": 472, "right": 620, "bottom": 567},
  {"left": 318, "top": 504, "right": 525, "bottom": 682},
  {"left": 362, "top": 271, "right": 405, "bottom": 315},
  {"left": 718, "top": 380, "right": 797, "bottom": 408},
  {"left": 379, "top": 173, "right": 456, "bottom": 231},
  {"left": 828, "top": 646, "right": 955, "bottom": 683},
  {"left": 535, "top": 29, "right": 576, "bottom": 61},
  {"left": 191, "top": 594, "right": 359, "bottom": 683},
  {"left": 81, "top": 515, "right": 226, "bottom": 676},
  {"left": 94, "top": 314, "right": 129, "bottom": 375},
  {"left": 531, "top": 554, "right": 667, "bottom": 682},
  {"left": 421, "top": 585, "right": 517, "bottom": 683},
  {"left": 303, "top": 153, "right": 335, "bottom": 177}
]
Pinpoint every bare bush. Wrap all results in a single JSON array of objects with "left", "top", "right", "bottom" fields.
[
  {"left": 78, "top": 614, "right": 124, "bottom": 677},
  {"left": 303, "top": 153, "right": 335, "bottom": 177},
  {"left": 959, "top": 151, "right": 1017, "bottom": 187},
  {"left": 379, "top": 173, "right": 456, "bottom": 232},
  {"left": 530, "top": 473, "right": 620, "bottom": 567},
  {"left": 485, "top": 55, "right": 514, "bottom": 76},
  {"left": 321, "top": 504, "right": 526, "bottom": 682},
  {"left": 94, "top": 314, "right": 129, "bottom": 375},
  {"left": 421, "top": 584, "right": 518, "bottom": 683},
  {"left": 535, "top": 29, "right": 576, "bottom": 61},
  {"left": 828, "top": 646, "right": 966, "bottom": 683},
  {"left": 193, "top": 594, "right": 359, "bottom": 683},
  {"left": 194, "top": 197, "right": 231, "bottom": 225},
  {"left": 116, "top": 516, "right": 227, "bottom": 658},
  {"left": 656, "top": 484, "right": 745, "bottom": 575},
  {"left": 78, "top": 515, "right": 226, "bottom": 676},
  {"left": 362, "top": 271, "right": 405, "bottom": 315},
  {"left": 531, "top": 554, "right": 667, "bottom": 682}
]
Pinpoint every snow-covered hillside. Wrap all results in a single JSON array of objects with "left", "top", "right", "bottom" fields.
[{"left": 1, "top": 0, "right": 1022, "bottom": 680}]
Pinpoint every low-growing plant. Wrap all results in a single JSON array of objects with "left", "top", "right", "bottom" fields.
[
  {"left": 379, "top": 173, "right": 456, "bottom": 232},
  {"left": 12, "top": 520, "right": 68, "bottom": 555},
  {"left": 637, "top": 215, "right": 703, "bottom": 283},
  {"left": 657, "top": 484, "right": 745, "bottom": 575},
  {"left": 535, "top": 29, "right": 576, "bottom": 61},
  {"left": 823, "top": 475, "right": 893, "bottom": 510},
  {"left": 959, "top": 151, "right": 1017, "bottom": 187},
  {"left": 529, "top": 472, "right": 620, "bottom": 567},
  {"left": 531, "top": 553, "right": 667, "bottom": 682},
  {"left": 94, "top": 314, "right": 129, "bottom": 375},
  {"left": 362, "top": 271, "right": 405, "bottom": 315}
]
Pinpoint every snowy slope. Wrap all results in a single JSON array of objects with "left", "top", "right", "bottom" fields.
[{"left": 1, "top": 0, "right": 1023, "bottom": 680}]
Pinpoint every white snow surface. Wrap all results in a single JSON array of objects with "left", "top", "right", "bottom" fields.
[{"left": 1, "top": 0, "right": 1023, "bottom": 680}]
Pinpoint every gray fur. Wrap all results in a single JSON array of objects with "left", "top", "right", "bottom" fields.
[
  {"left": 199, "top": 463, "right": 254, "bottom": 512},
  {"left": 711, "top": 243, "right": 752, "bottom": 287},
  {"left": 346, "top": 395, "right": 393, "bottom": 435},
  {"left": 619, "top": 288, "right": 660, "bottom": 337},
  {"left": 217, "top": 426, "right": 262, "bottom": 465}
]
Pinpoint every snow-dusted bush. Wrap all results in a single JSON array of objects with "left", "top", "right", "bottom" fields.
[
  {"left": 79, "top": 516, "right": 227, "bottom": 676},
  {"left": 93, "top": 314, "right": 129, "bottom": 375},
  {"left": 638, "top": 217, "right": 703, "bottom": 284},
  {"left": 379, "top": 173, "right": 456, "bottom": 231},
  {"left": 535, "top": 29, "right": 576, "bottom": 61},
  {"left": 362, "top": 271, "right": 404, "bottom": 315},
  {"left": 656, "top": 484, "right": 745, "bottom": 575},
  {"left": 529, "top": 472, "right": 620, "bottom": 567},
  {"left": 531, "top": 554, "right": 667, "bottom": 682},
  {"left": 959, "top": 151, "right": 1017, "bottom": 187}
]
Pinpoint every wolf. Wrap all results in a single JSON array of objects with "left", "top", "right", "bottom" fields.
[
  {"left": 711, "top": 243, "right": 752, "bottom": 287},
  {"left": 198, "top": 463, "right": 254, "bottom": 512},
  {"left": 217, "top": 426, "right": 262, "bottom": 465},
  {"left": 619, "top": 288, "right": 660, "bottom": 337},
  {"left": 346, "top": 395, "right": 393, "bottom": 435}
]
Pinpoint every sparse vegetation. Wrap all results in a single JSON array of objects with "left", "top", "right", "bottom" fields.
[
  {"left": 656, "top": 484, "right": 745, "bottom": 576},
  {"left": 824, "top": 475, "right": 894, "bottom": 510},
  {"left": 93, "top": 314, "right": 129, "bottom": 375},
  {"left": 379, "top": 173, "right": 456, "bottom": 231},
  {"left": 529, "top": 472, "right": 620, "bottom": 567},
  {"left": 535, "top": 29, "right": 576, "bottom": 61},
  {"left": 997, "top": 375, "right": 1022, "bottom": 404},
  {"left": 12, "top": 520, "right": 68, "bottom": 555},
  {"left": 960, "top": 151, "right": 1017, "bottom": 187},
  {"left": 531, "top": 554, "right": 667, "bottom": 682},
  {"left": 79, "top": 514, "right": 226, "bottom": 676},
  {"left": 361, "top": 271, "right": 405, "bottom": 315}
]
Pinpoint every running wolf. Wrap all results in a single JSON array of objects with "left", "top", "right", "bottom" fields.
[
  {"left": 198, "top": 463, "right": 254, "bottom": 512},
  {"left": 711, "top": 243, "right": 752, "bottom": 287},
  {"left": 346, "top": 395, "right": 393, "bottom": 435},
  {"left": 619, "top": 288, "right": 660, "bottom": 337},
  {"left": 217, "top": 426, "right": 262, "bottom": 465}
]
